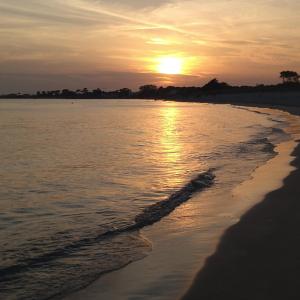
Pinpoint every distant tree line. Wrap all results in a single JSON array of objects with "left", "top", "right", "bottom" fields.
[
  {"left": 280, "top": 71, "right": 299, "bottom": 84},
  {"left": 1, "top": 71, "right": 300, "bottom": 100}
]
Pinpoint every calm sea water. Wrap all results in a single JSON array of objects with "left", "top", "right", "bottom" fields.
[{"left": 0, "top": 99, "right": 290, "bottom": 299}]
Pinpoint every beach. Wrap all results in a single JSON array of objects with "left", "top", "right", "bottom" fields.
[
  {"left": 1, "top": 100, "right": 299, "bottom": 300},
  {"left": 61, "top": 105, "right": 300, "bottom": 300},
  {"left": 182, "top": 106, "right": 300, "bottom": 300},
  {"left": 2, "top": 1, "right": 300, "bottom": 299}
]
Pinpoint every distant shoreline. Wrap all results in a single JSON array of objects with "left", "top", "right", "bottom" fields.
[
  {"left": 1, "top": 90, "right": 300, "bottom": 109},
  {"left": 1, "top": 79, "right": 300, "bottom": 105},
  {"left": 172, "top": 91, "right": 300, "bottom": 108}
]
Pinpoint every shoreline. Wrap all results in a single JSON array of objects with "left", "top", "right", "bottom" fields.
[
  {"left": 181, "top": 107, "right": 300, "bottom": 300},
  {"left": 63, "top": 104, "right": 300, "bottom": 300}
]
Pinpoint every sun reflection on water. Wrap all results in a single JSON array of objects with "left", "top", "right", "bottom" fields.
[{"left": 158, "top": 104, "right": 186, "bottom": 186}]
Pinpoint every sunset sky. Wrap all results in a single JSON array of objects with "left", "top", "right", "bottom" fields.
[{"left": 1, "top": 0, "right": 300, "bottom": 93}]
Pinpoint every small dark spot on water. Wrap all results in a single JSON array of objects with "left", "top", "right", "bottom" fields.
[
  {"left": 28, "top": 189, "right": 50, "bottom": 194},
  {"left": 13, "top": 208, "right": 36, "bottom": 214}
]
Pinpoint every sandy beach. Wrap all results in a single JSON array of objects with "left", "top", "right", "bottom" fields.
[
  {"left": 182, "top": 106, "right": 300, "bottom": 300},
  {"left": 59, "top": 104, "right": 300, "bottom": 300},
  {"left": 2, "top": 1, "right": 300, "bottom": 299}
]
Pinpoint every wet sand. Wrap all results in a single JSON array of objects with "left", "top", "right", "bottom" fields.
[
  {"left": 63, "top": 105, "right": 300, "bottom": 300},
  {"left": 182, "top": 107, "right": 300, "bottom": 300}
]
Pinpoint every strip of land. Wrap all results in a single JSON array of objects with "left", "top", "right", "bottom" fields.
[{"left": 181, "top": 108, "right": 300, "bottom": 300}]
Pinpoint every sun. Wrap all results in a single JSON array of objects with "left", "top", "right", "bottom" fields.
[{"left": 157, "top": 57, "right": 183, "bottom": 75}]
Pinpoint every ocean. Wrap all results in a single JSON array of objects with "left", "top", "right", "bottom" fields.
[{"left": 0, "top": 99, "right": 291, "bottom": 299}]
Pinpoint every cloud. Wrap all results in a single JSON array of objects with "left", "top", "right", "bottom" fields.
[
  {"left": 0, "top": 0, "right": 300, "bottom": 93},
  {"left": 97, "top": 0, "right": 175, "bottom": 10}
]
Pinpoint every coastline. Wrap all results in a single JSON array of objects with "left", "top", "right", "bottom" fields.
[
  {"left": 63, "top": 104, "right": 300, "bottom": 300},
  {"left": 181, "top": 107, "right": 300, "bottom": 300}
]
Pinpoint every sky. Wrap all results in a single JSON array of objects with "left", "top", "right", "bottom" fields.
[{"left": 0, "top": 0, "right": 300, "bottom": 93}]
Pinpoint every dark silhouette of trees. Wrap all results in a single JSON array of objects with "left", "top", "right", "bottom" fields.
[
  {"left": 280, "top": 71, "right": 299, "bottom": 84},
  {"left": 138, "top": 85, "right": 158, "bottom": 98},
  {"left": 118, "top": 88, "right": 132, "bottom": 98},
  {"left": 61, "top": 89, "right": 76, "bottom": 98},
  {"left": 91, "top": 88, "right": 103, "bottom": 98},
  {"left": 201, "top": 78, "right": 231, "bottom": 93},
  {"left": 1, "top": 71, "right": 300, "bottom": 100},
  {"left": 82, "top": 88, "right": 89, "bottom": 94}
]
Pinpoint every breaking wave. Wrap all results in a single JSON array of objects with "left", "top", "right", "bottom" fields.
[{"left": 0, "top": 171, "right": 215, "bottom": 283}]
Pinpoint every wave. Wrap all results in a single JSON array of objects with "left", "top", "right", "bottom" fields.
[
  {"left": 234, "top": 106, "right": 272, "bottom": 116},
  {"left": 0, "top": 170, "right": 215, "bottom": 283},
  {"left": 238, "top": 137, "right": 275, "bottom": 154},
  {"left": 134, "top": 170, "right": 215, "bottom": 226}
]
